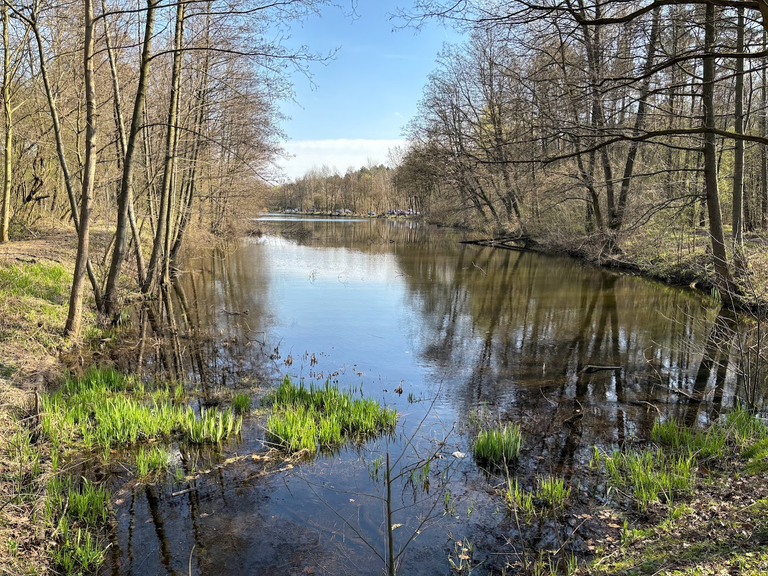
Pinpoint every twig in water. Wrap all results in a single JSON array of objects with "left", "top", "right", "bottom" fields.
[
  {"left": 471, "top": 261, "right": 487, "bottom": 276},
  {"left": 189, "top": 544, "right": 196, "bottom": 576}
]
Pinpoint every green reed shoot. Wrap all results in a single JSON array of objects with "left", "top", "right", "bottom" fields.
[
  {"left": 66, "top": 478, "right": 111, "bottom": 526},
  {"left": 135, "top": 445, "right": 172, "bottom": 479},
  {"left": 537, "top": 476, "right": 571, "bottom": 509},
  {"left": 473, "top": 423, "right": 523, "bottom": 467},
  {"left": 52, "top": 523, "right": 106, "bottom": 576},
  {"left": 605, "top": 449, "right": 694, "bottom": 510},
  {"left": 232, "top": 392, "right": 251, "bottom": 413},
  {"left": 181, "top": 407, "right": 242, "bottom": 444},
  {"left": 505, "top": 478, "right": 534, "bottom": 522},
  {"left": 264, "top": 376, "right": 397, "bottom": 453},
  {"left": 41, "top": 368, "right": 242, "bottom": 450}
]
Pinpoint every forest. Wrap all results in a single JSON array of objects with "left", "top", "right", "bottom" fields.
[
  {"left": 279, "top": 1, "right": 768, "bottom": 306},
  {"left": 0, "top": 0, "right": 330, "bottom": 335}
]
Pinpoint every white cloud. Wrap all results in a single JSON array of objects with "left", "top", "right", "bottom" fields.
[{"left": 278, "top": 139, "right": 406, "bottom": 181}]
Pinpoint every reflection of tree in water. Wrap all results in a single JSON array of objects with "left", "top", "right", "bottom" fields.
[
  {"left": 112, "top": 243, "right": 276, "bottom": 391},
  {"left": 259, "top": 216, "right": 460, "bottom": 254},
  {"left": 393, "top": 242, "right": 738, "bottom": 471}
]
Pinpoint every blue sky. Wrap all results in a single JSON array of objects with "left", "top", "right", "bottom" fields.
[{"left": 275, "top": 1, "right": 464, "bottom": 181}]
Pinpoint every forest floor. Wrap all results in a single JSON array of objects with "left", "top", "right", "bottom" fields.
[{"left": 0, "top": 219, "right": 767, "bottom": 575}]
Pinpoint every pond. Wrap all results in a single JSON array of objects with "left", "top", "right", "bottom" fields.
[{"left": 100, "top": 215, "right": 752, "bottom": 575}]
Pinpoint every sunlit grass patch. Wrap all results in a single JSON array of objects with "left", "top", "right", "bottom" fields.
[
  {"left": 135, "top": 445, "right": 172, "bottom": 479},
  {"left": 651, "top": 418, "right": 727, "bottom": 459},
  {"left": 40, "top": 367, "right": 242, "bottom": 450},
  {"left": 505, "top": 478, "right": 534, "bottom": 522},
  {"left": 605, "top": 448, "right": 695, "bottom": 510},
  {"left": 181, "top": 407, "right": 242, "bottom": 444},
  {"left": 538, "top": 476, "right": 571, "bottom": 509},
  {"left": 232, "top": 392, "right": 251, "bottom": 413},
  {"left": 264, "top": 376, "right": 397, "bottom": 453},
  {"left": 473, "top": 423, "right": 523, "bottom": 468},
  {"left": 0, "top": 261, "right": 70, "bottom": 303},
  {"left": 504, "top": 475, "right": 571, "bottom": 521}
]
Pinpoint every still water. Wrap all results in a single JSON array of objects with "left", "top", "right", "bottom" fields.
[{"left": 103, "top": 216, "right": 746, "bottom": 575}]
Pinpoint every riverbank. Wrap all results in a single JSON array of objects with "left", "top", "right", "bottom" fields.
[
  {"left": 0, "top": 217, "right": 229, "bottom": 575},
  {"left": 464, "top": 222, "right": 768, "bottom": 313}
]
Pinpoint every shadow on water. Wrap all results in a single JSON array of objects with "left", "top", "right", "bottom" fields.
[{"left": 95, "top": 216, "right": 768, "bottom": 575}]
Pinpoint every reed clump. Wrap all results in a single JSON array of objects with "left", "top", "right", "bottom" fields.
[
  {"left": 135, "top": 445, "right": 172, "bottom": 479},
  {"left": 40, "top": 367, "right": 242, "bottom": 451},
  {"left": 264, "top": 376, "right": 397, "bottom": 452},
  {"left": 505, "top": 475, "right": 571, "bottom": 521},
  {"left": 601, "top": 407, "right": 768, "bottom": 511},
  {"left": 473, "top": 423, "right": 523, "bottom": 468}
]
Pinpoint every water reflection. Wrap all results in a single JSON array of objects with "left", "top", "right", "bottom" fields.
[{"left": 101, "top": 216, "right": 766, "bottom": 575}]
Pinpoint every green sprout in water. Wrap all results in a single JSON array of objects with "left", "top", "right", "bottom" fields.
[
  {"left": 473, "top": 423, "right": 523, "bottom": 468},
  {"left": 264, "top": 376, "right": 397, "bottom": 453}
]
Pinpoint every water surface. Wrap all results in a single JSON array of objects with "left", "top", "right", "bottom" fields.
[{"left": 103, "top": 216, "right": 746, "bottom": 575}]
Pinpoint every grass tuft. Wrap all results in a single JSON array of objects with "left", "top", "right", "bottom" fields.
[
  {"left": 264, "top": 376, "right": 397, "bottom": 453},
  {"left": 473, "top": 423, "right": 523, "bottom": 468}
]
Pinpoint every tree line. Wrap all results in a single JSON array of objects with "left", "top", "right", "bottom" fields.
[
  {"left": 391, "top": 0, "right": 768, "bottom": 297},
  {"left": 272, "top": 163, "right": 424, "bottom": 215},
  {"left": 0, "top": 0, "right": 328, "bottom": 335}
]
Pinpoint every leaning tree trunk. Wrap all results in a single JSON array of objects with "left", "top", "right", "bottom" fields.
[
  {"left": 30, "top": 6, "right": 103, "bottom": 311},
  {"left": 103, "top": 0, "right": 156, "bottom": 316}
]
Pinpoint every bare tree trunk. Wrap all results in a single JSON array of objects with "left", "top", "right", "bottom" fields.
[
  {"left": 104, "top": 0, "right": 156, "bottom": 316},
  {"left": 614, "top": 7, "right": 661, "bottom": 230},
  {"left": 702, "top": 4, "right": 734, "bottom": 297},
  {"left": 170, "top": 22, "right": 211, "bottom": 266},
  {"left": 65, "top": 0, "right": 97, "bottom": 336},
  {"left": 732, "top": 7, "right": 745, "bottom": 270},
  {"left": 762, "top": 30, "right": 767, "bottom": 230},
  {"left": 1, "top": 3, "right": 12, "bottom": 243},
  {"left": 143, "top": 0, "right": 185, "bottom": 293},
  {"left": 30, "top": 6, "right": 103, "bottom": 311}
]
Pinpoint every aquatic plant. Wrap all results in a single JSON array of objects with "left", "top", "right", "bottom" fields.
[
  {"left": 52, "top": 520, "right": 106, "bottom": 576},
  {"left": 181, "top": 407, "right": 242, "bottom": 444},
  {"left": 232, "top": 392, "right": 251, "bottom": 413},
  {"left": 41, "top": 368, "right": 243, "bottom": 449},
  {"left": 472, "top": 423, "right": 523, "bottom": 467},
  {"left": 537, "top": 476, "right": 571, "bottom": 509},
  {"left": 66, "top": 478, "right": 111, "bottom": 526},
  {"left": 651, "top": 418, "right": 726, "bottom": 459},
  {"left": 605, "top": 448, "right": 695, "bottom": 510},
  {"left": 135, "top": 445, "right": 172, "bottom": 479},
  {"left": 264, "top": 376, "right": 397, "bottom": 453},
  {"left": 505, "top": 478, "right": 534, "bottom": 522}
]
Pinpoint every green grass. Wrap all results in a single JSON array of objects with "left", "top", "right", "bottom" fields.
[
  {"left": 505, "top": 478, "right": 535, "bottom": 521},
  {"left": 232, "top": 392, "right": 251, "bottom": 413},
  {"left": 181, "top": 407, "right": 242, "bottom": 444},
  {"left": 43, "top": 476, "right": 110, "bottom": 575},
  {"left": 135, "top": 445, "right": 172, "bottom": 479},
  {"left": 264, "top": 376, "right": 397, "bottom": 453},
  {"left": 651, "top": 418, "right": 727, "bottom": 459},
  {"left": 605, "top": 448, "right": 695, "bottom": 510},
  {"left": 538, "top": 476, "right": 571, "bottom": 509},
  {"left": 0, "top": 261, "right": 70, "bottom": 303},
  {"left": 40, "top": 368, "right": 243, "bottom": 450},
  {"left": 473, "top": 423, "right": 523, "bottom": 468},
  {"left": 504, "top": 476, "right": 570, "bottom": 521}
]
